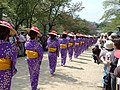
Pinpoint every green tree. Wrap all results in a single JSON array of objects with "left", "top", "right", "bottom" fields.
[
  {"left": 1, "top": 0, "right": 96, "bottom": 35},
  {"left": 100, "top": 0, "right": 120, "bottom": 32},
  {"left": 56, "top": 12, "right": 97, "bottom": 34},
  {"left": 101, "top": 0, "right": 120, "bottom": 21}
]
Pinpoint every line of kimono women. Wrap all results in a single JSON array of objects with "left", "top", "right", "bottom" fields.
[
  {"left": 0, "top": 20, "right": 97, "bottom": 90},
  {"left": 47, "top": 31, "right": 97, "bottom": 77}
]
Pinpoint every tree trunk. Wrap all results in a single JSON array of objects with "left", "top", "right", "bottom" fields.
[
  {"left": 26, "top": 19, "right": 29, "bottom": 28},
  {"left": 15, "top": 19, "right": 25, "bottom": 31},
  {"left": 48, "top": 23, "right": 53, "bottom": 32},
  {"left": 29, "top": 3, "right": 38, "bottom": 28},
  {"left": 43, "top": 25, "right": 46, "bottom": 33},
  {"left": 29, "top": 17, "right": 32, "bottom": 28},
  {"left": 15, "top": 24, "right": 19, "bottom": 31}
]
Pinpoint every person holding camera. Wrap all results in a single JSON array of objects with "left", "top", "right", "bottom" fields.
[{"left": 99, "top": 40, "right": 114, "bottom": 90}]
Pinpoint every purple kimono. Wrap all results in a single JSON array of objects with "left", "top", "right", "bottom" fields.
[
  {"left": 74, "top": 38, "right": 80, "bottom": 58},
  {"left": 59, "top": 38, "right": 68, "bottom": 66},
  {"left": 81, "top": 38, "right": 85, "bottom": 53},
  {"left": 0, "top": 40, "right": 18, "bottom": 90},
  {"left": 84, "top": 38, "right": 88, "bottom": 51},
  {"left": 67, "top": 37, "right": 74, "bottom": 61},
  {"left": 79, "top": 37, "right": 85, "bottom": 55},
  {"left": 47, "top": 37, "right": 59, "bottom": 75},
  {"left": 25, "top": 40, "right": 43, "bottom": 90}
]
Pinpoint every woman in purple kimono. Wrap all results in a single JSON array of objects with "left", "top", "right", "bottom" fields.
[
  {"left": 79, "top": 35, "right": 85, "bottom": 54},
  {"left": 25, "top": 26, "right": 43, "bottom": 90},
  {"left": 0, "top": 21, "right": 18, "bottom": 90},
  {"left": 47, "top": 31, "right": 59, "bottom": 76},
  {"left": 67, "top": 32, "right": 75, "bottom": 61},
  {"left": 59, "top": 32, "right": 68, "bottom": 66},
  {"left": 74, "top": 33, "right": 80, "bottom": 58}
]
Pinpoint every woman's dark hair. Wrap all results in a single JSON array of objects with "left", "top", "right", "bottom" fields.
[
  {"left": 69, "top": 36, "right": 74, "bottom": 38},
  {"left": 0, "top": 26, "right": 10, "bottom": 40},
  {"left": 113, "top": 38, "right": 120, "bottom": 49},
  {"left": 76, "top": 36, "right": 79, "bottom": 38},
  {"left": 49, "top": 34, "right": 56, "bottom": 39},
  {"left": 62, "top": 34, "right": 67, "bottom": 38},
  {"left": 28, "top": 30, "right": 37, "bottom": 40}
]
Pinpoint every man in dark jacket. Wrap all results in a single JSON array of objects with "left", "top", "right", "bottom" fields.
[{"left": 92, "top": 45, "right": 101, "bottom": 64}]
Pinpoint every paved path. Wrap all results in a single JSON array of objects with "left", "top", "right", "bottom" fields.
[{"left": 11, "top": 48, "right": 103, "bottom": 90}]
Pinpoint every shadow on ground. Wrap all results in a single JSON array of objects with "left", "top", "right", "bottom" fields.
[
  {"left": 12, "top": 57, "right": 30, "bottom": 90},
  {"left": 81, "top": 54, "right": 92, "bottom": 58},
  {"left": 12, "top": 50, "right": 102, "bottom": 90},
  {"left": 77, "top": 57, "right": 91, "bottom": 62},
  {"left": 64, "top": 65, "right": 84, "bottom": 70},
  {"left": 72, "top": 60, "right": 88, "bottom": 64}
]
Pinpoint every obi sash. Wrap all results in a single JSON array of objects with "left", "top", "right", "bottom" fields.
[
  {"left": 75, "top": 42, "right": 79, "bottom": 46},
  {"left": 80, "top": 41, "right": 83, "bottom": 45},
  {"left": 48, "top": 48, "right": 57, "bottom": 52},
  {"left": 60, "top": 44, "right": 67, "bottom": 48},
  {"left": 26, "top": 50, "right": 38, "bottom": 59},
  {"left": 0, "top": 58, "right": 11, "bottom": 70},
  {"left": 68, "top": 43, "right": 73, "bottom": 47}
]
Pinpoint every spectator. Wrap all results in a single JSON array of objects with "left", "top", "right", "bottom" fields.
[
  {"left": 92, "top": 45, "right": 101, "bottom": 64},
  {"left": 108, "top": 33, "right": 118, "bottom": 41},
  {"left": 99, "top": 33, "right": 107, "bottom": 49},
  {"left": 18, "top": 32, "right": 26, "bottom": 56},
  {"left": 9, "top": 35, "right": 17, "bottom": 43},
  {"left": 112, "top": 38, "right": 120, "bottom": 90},
  {"left": 26, "top": 34, "right": 30, "bottom": 41},
  {"left": 40, "top": 33, "right": 48, "bottom": 51},
  {"left": 99, "top": 40, "right": 114, "bottom": 90}
]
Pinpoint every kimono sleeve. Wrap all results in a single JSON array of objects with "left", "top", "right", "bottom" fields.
[{"left": 35, "top": 43, "right": 44, "bottom": 61}]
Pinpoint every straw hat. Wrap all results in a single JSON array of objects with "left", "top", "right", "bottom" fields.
[
  {"left": 76, "top": 33, "right": 80, "bottom": 36},
  {"left": 79, "top": 34, "right": 84, "bottom": 37},
  {"left": 104, "top": 40, "right": 113, "bottom": 50},
  {"left": 49, "top": 31, "right": 57, "bottom": 36},
  {"left": 62, "top": 31, "right": 67, "bottom": 35},
  {"left": 27, "top": 26, "right": 41, "bottom": 36},
  {"left": 68, "top": 32, "right": 74, "bottom": 37},
  {"left": 0, "top": 20, "right": 17, "bottom": 36},
  {"left": 114, "top": 50, "right": 120, "bottom": 58}
]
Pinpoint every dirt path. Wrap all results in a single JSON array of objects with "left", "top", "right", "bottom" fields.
[{"left": 11, "top": 47, "right": 103, "bottom": 90}]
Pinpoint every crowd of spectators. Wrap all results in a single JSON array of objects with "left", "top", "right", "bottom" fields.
[{"left": 92, "top": 32, "right": 120, "bottom": 90}]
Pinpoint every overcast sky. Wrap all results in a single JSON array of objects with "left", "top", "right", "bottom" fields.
[{"left": 71, "top": 0, "right": 105, "bottom": 23}]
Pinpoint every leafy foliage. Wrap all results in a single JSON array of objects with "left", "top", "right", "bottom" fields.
[
  {"left": 100, "top": 0, "right": 120, "bottom": 32},
  {"left": 0, "top": 0, "right": 98, "bottom": 35}
]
